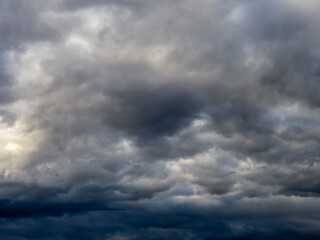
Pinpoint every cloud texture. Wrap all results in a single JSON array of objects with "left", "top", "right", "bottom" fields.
[{"left": 1, "top": 0, "right": 320, "bottom": 239}]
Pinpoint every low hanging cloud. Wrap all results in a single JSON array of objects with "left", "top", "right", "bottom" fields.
[{"left": 1, "top": 0, "right": 320, "bottom": 239}]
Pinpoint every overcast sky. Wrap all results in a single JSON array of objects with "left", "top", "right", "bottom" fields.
[{"left": 1, "top": 0, "right": 320, "bottom": 239}]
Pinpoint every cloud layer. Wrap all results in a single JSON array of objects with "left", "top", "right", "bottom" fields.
[{"left": 1, "top": 0, "right": 320, "bottom": 239}]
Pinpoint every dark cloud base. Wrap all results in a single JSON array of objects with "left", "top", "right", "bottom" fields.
[{"left": 0, "top": 208, "right": 319, "bottom": 240}]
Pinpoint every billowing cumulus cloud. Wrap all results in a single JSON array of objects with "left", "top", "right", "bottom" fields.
[{"left": 1, "top": 0, "right": 320, "bottom": 239}]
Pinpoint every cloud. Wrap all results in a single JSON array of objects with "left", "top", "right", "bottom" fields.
[{"left": 0, "top": 0, "right": 320, "bottom": 239}]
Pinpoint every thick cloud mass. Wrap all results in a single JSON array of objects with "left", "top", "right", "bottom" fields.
[{"left": 1, "top": 0, "right": 320, "bottom": 239}]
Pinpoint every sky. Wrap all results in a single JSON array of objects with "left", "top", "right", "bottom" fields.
[{"left": 1, "top": 0, "right": 320, "bottom": 239}]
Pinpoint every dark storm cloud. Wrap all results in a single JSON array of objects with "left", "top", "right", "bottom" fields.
[
  {"left": 0, "top": 199, "right": 104, "bottom": 218},
  {"left": 102, "top": 82, "right": 204, "bottom": 138},
  {"left": 1, "top": 194, "right": 320, "bottom": 240},
  {"left": 1, "top": 0, "right": 320, "bottom": 239}
]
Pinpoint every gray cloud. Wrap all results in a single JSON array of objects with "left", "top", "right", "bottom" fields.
[{"left": 0, "top": 0, "right": 320, "bottom": 239}]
